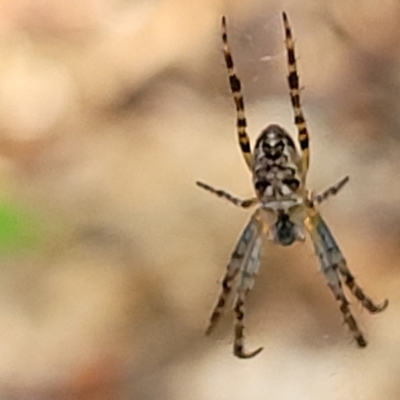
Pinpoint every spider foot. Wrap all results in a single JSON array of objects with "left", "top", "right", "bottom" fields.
[
  {"left": 234, "top": 345, "right": 264, "bottom": 359},
  {"left": 354, "top": 334, "right": 368, "bottom": 348},
  {"left": 369, "top": 298, "right": 389, "bottom": 314}
]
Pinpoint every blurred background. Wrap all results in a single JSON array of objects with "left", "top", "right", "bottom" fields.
[{"left": 0, "top": 0, "right": 399, "bottom": 398}]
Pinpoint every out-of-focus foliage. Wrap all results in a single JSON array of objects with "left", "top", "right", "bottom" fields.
[{"left": 0, "top": 202, "right": 41, "bottom": 252}]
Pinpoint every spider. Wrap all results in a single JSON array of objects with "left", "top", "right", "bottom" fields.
[{"left": 197, "top": 12, "right": 388, "bottom": 359}]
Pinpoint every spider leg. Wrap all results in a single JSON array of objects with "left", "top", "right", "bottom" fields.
[
  {"left": 313, "top": 176, "right": 350, "bottom": 205},
  {"left": 305, "top": 210, "right": 370, "bottom": 347},
  {"left": 205, "top": 210, "right": 261, "bottom": 335},
  {"left": 336, "top": 261, "right": 388, "bottom": 313},
  {"left": 221, "top": 16, "right": 253, "bottom": 170},
  {"left": 282, "top": 12, "right": 310, "bottom": 175},
  {"left": 196, "top": 181, "right": 258, "bottom": 208},
  {"left": 233, "top": 228, "right": 264, "bottom": 358}
]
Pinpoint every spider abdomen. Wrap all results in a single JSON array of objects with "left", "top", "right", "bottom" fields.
[{"left": 253, "top": 124, "right": 302, "bottom": 200}]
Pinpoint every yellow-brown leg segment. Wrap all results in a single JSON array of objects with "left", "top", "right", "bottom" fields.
[
  {"left": 221, "top": 16, "right": 253, "bottom": 170},
  {"left": 282, "top": 12, "right": 310, "bottom": 174}
]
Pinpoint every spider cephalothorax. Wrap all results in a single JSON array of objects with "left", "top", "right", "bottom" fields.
[{"left": 197, "top": 12, "right": 388, "bottom": 359}]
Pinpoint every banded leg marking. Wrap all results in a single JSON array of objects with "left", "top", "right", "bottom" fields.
[
  {"left": 221, "top": 16, "right": 253, "bottom": 170},
  {"left": 205, "top": 213, "right": 261, "bottom": 335},
  {"left": 337, "top": 261, "right": 389, "bottom": 313},
  {"left": 282, "top": 12, "right": 310, "bottom": 173},
  {"left": 233, "top": 231, "right": 264, "bottom": 358},
  {"left": 205, "top": 262, "right": 240, "bottom": 335},
  {"left": 334, "top": 280, "right": 367, "bottom": 348},
  {"left": 196, "top": 181, "right": 258, "bottom": 208},
  {"left": 305, "top": 211, "right": 374, "bottom": 347},
  {"left": 313, "top": 176, "right": 350, "bottom": 205}
]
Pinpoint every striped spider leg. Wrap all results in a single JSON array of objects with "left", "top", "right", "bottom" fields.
[
  {"left": 197, "top": 13, "right": 388, "bottom": 359},
  {"left": 196, "top": 181, "right": 258, "bottom": 208},
  {"left": 203, "top": 209, "right": 265, "bottom": 358},
  {"left": 282, "top": 11, "right": 310, "bottom": 180},
  {"left": 305, "top": 206, "right": 388, "bottom": 347},
  {"left": 312, "top": 175, "right": 350, "bottom": 205},
  {"left": 221, "top": 15, "right": 253, "bottom": 170},
  {"left": 281, "top": 11, "right": 387, "bottom": 347}
]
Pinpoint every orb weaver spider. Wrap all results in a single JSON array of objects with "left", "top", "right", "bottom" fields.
[{"left": 197, "top": 12, "right": 388, "bottom": 359}]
